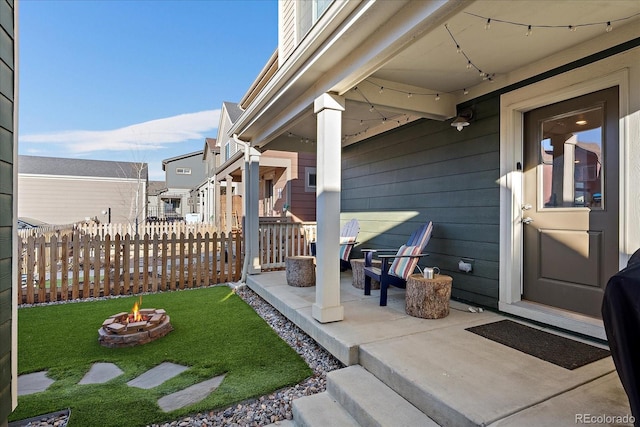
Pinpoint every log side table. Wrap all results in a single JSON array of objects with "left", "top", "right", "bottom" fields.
[
  {"left": 350, "top": 258, "right": 382, "bottom": 290},
  {"left": 405, "top": 274, "right": 453, "bottom": 319},
  {"left": 285, "top": 256, "right": 316, "bottom": 287}
]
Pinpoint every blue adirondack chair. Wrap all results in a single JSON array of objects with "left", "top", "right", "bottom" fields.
[
  {"left": 339, "top": 218, "right": 360, "bottom": 271},
  {"left": 310, "top": 218, "right": 360, "bottom": 271},
  {"left": 363, "top": 222, "right": 433, "bottom": 306}
]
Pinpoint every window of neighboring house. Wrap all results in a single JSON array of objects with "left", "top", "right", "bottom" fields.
[
  {"left": 224, "top": 140, "right": 239, "bottom": 161},
  {"left": 176, "top": 167, "right": 191, "bottom": 175},
  {"left": 305, "top": 167, "right": 317, "bottom": 192},
  {"left": 297, "top": 0, "right": 333, "bottom": 42}
]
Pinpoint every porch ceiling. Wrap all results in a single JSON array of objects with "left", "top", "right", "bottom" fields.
[{"left": 247, "top": 0, "right": 640, "bottom": 152}]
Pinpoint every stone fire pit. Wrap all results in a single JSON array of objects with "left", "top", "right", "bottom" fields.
[{"left": 98, "top": 308, "right": 173, "bottom": 348}]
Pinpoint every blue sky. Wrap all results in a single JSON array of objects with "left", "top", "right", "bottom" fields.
[{"left": 18, "top": 0, "right": 278, "bottom": 180}]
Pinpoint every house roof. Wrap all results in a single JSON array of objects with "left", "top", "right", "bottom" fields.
[
  {"left": 222, "top": 102, "right": 244, "bottom": 123},
  {"left": 148, "top": 180, "right": 167, "bottom": 196},
  {"left": 161, "top": 150, "right": 203, "bottom": 170},
  {"left": 203, "top": 138, "right": 220, "bottom": 160},
  {"left": 18, "top": 155, "right": 148, "bottom": 180}
]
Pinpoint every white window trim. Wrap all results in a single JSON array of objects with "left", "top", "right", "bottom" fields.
[
  {"left": 305, "top": 167, "right": 317, "bottom": 192},
  {"left": 499, "top": 64, "right": 632, "bottom": 340},
  {"left": 176, "top": 167, "right": 192, "bottom": 175}
]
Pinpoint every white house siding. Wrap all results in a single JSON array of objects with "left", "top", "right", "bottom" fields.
[
  {"left": 278, "top": 0, "right": 296, "bottom": 66},
  {"left": 18, "top": 175, "right": 146, "bottom": 226}
]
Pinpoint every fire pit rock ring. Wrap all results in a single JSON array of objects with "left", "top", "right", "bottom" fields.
[{"left": 99, "top": 308, "right": 173, "bottom": 348}]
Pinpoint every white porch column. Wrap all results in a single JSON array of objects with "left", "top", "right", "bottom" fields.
[
  {"left": 225, "top": 175, "right": 233, "bottom": 234},
  {"left": 214, "top": 178, "right": 221, "bottom": 229},
  {"left": 312, "top": 93, "right": 345, "bottom": 323},
  {"left": 246, "top": 146, "right": 262, "bottom": 274}
]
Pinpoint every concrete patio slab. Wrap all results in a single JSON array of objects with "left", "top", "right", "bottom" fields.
[
  {"left": 489, "top": 372, "right": 632, "bottom": 426},
  {"left": 18, "top": 371, "right": 55, "bottom": 396},
  {"left": 78, "top": 362, "right": 124, "bottom": 385},
  {"left": 157, "top": 374, "right": 226, "bottom": 412},
  {"left": 127, "top": 362, "right": 189, "bottom": 389},
  {"left": 246, "top": 270, "right": 631, "bottom": 427},
  {"left": 359, "top": 322, "right": 616, "bottom": 426}
]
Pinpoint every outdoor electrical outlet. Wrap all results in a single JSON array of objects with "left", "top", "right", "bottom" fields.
[{"left": 459, "top": 258, "right": 474, "bottom": 273}]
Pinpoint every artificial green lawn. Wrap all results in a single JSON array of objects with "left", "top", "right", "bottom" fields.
[{"left": 10, "top": 286, "right": 312, "bottom": 427}]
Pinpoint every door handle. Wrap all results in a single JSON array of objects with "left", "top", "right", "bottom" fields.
[
  {"left": 522, "top": 204, "right": 532, "bottom": 210},
  {"left": 522, "top": 217, "right": 534, "bottom": 225}
]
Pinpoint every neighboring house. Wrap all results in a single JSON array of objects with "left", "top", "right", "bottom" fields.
[
  {"left": 1, "top": 1, "right": 17, "bottom": 423},
  {"left": 227, "top": 0, "right": 640, "bottom": 337},
  {"left": 146, "top": 180, "right": 168, "bottom": 220},
  {"left": 213, "top": 101, "right": 317, "bottom": 233},
  {"left": 196, "top": 137, "right": 220, "bottom": 224},
  {"left": 18, "top": 156, "right": 148, "bottom": 226},
  {"left": 160, "top": 151, "right": 206, "bottom": 220}
]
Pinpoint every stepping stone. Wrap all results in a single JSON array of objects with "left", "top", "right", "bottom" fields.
[
  {"left": 157, "top": 374, "right": 226, "bottom": 412},
  {"left": 79, "top": 363, "right": 124, "bottom": 385},
  {"left": 18, "top": 371, "right": 55, "bottom": 396},
  {"left": 127, "top": 362, "right": 189, "bottom": 389}
]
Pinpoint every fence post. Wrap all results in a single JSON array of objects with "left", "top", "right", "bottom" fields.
[
  {"left": 195, "top": 232, "right": 202, "bottom": 288},
  {"left": 161, "top": 233, "right": 168, "bottom": 291},
  {"left": 72, "top": 232, "right": 80, "bottom": 300},
  {"left": 82, "top": 233, "right": 90, "bottom": 299},
  {"left": 203, "top": 232, "right": 210, "bottom": 286},
  {"left": 143, "top": 233, "right": 150, "bottom": 293},
  {"left": 123, "top": 234, "right": 131, "bottom": 295},
  {"left": 104, "top": 234, "right": 111, "bottom": 296},
  {"left": 49, "top": 234, "right": 58, "bottom": 303},
  {"left": 61, "top": 235, "right": 69, "bottom": 301},
  {"left": 212, "top": 232, "right": 218, "bottom": 285},
  {"left": 113, "top": 234, "right": 121, "bottom": 295},
  {"left": 187, "top": 232, "right": 194, "bottom": 288},
  {"left": 170, "top": 232, "right": 177, "bottom": 291},
  {"left": 93, "top": 234, "right": 102, "bottom": 298}
]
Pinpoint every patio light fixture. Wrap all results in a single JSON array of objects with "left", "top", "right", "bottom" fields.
[{"left": 451, "top": 108, "right": 473, "bottom": 131}]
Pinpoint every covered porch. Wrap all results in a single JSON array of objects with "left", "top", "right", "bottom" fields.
[{"left": 248, "top": 270, "right": 631, "bottom": 426}]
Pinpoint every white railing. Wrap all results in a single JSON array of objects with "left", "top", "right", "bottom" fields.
[
  {"left": 75, "top": 221, "right": 217, "bottom": 238},
  {"left": 258, "top": 219, "right": 316, "bottom": 270}
]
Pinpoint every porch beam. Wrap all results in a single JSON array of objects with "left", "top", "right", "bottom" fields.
[
  {"left": 344, "top": 77, "right": 456, "bottom": 121},
  {"left": 312, "top": 93, "right": 345, "bottom": 323}
]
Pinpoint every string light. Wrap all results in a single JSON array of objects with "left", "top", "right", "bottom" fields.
[
  {"left": 465, "top": 11, "right": 640, "bottom": 33},
  {"left": 282, "top": 12, "right": 640, "bottom": 145},
  {"left": 359, "top": 79, "right": 443, "bottom": 100},
  {"left": 444, "top": 24, "right": 494, "bottom": 82}
]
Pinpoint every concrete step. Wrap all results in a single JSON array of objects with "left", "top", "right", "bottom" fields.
[
  {"left": 327, "top": 365, "right": 439, "bottom": 427},
  {"left": 292, "top": 391, "right": 359, "bottom": 427}
]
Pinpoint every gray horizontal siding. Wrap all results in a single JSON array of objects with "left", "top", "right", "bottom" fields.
[{"left": 342, "top": 96, "right": 501, "bottom": 307}]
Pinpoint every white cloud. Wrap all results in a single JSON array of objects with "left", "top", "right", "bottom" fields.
[{"left": 20, "top": 110, "right": 220, "bottom": 153}]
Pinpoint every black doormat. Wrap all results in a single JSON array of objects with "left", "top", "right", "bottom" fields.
[{"left": 466, "top": 319, "right": 610, "bottom": 370}]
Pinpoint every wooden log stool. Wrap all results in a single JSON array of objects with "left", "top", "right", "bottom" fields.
[
  {"left": 405, "top": 274, "right": 453, "bottom": 319},
  {"left": 350, "top": 258, "right": 382, "bottom": 290},
  {"left": 285, "top": 256, "right": 316, "bottom": 287}
]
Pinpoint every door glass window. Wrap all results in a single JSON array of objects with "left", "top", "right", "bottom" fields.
[{"left": 539, "top": 107, "right": 604, "bottom": 209}]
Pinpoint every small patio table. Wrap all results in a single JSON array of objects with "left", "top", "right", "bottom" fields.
[{"left": 405, "top": 274, "right": 452, "bottom": 319}]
